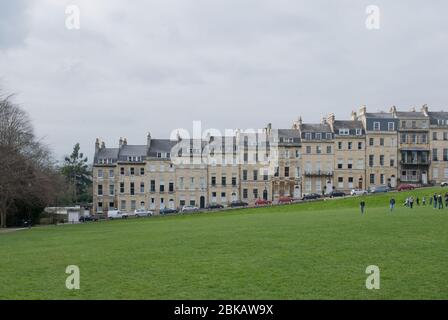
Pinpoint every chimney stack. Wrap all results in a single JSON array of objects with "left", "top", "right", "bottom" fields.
[
  {"left": 421, "top": 104, "right": 429, "bottom": 116},
  {"left": 351, "top": 111, "right": 357, "bottom": 121},
  {"left": 119, "top": 137, "right": 123, "bottom": 148},
  {"left": 147, "top": 132, "right": 152, "bottom": 148},
  {"left": 95, "top": 138, "right": 100, "bottom": 153},
  {"left": 101, "top": 141, "right": 106, "bottom": 149},
  {"left": 359, "top": 105, "right": 367, "bottom": 116}
]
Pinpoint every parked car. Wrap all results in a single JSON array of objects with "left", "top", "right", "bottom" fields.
[
  {"left": 134, "top": 209, "right": 153, "bottom": 217},
  {"left": 107, "top": 209, "right": 127, "bottom": 219},
  {"left": 207, "top": 203, "right": 224, "bottom": 210},
  {"left": 441, "top": 181, "right": 448, "bottom": 187},
  {"left": 278, "top": 196, "right": 294, "bottom": 204},
  {"left": 230, "top": 201, "right": 248, "bottom": 208},
  {"left": 79, "top": 215, "right": 98, "bottom": 222},
  {"left": 302, "top": 193, "right": 321, "bottom": 200},
  {"left": 181, "top": 205, "right": 199, "bottom": 213},
  {"left": 370, "top": 185, "right": 390, "bottom": 193},
  {"left": 397, "top": 184, "right": 416, "bottom": 191},
  {"left": 328, "top": 191, "right": 346, "bottom": 198},
  {"left": 160, "top": 208, "right": 178, "bottom": 215},
  {"left": 255, "top": 199, "right": 272, "bottom": 206},
  {"left": 350, "top": 189, "right": 368, "bottom": 196}
]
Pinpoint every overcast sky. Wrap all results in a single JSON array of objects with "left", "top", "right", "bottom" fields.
[{"left": 1, "top": 0, "right": 448, "bottom": 161}]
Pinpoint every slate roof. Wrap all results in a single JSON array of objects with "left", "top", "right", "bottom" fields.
[
  {"left": 333, "top": 120, "right": 363, "bottom": 130},
  {"left": 300, "top": 123, "right": 332, "bottom": 132}
]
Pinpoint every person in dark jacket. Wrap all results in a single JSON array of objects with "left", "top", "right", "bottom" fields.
[
  {"left": 389, "top": 198, "right": 396, "bottom": 212},
  {"left": 360, "top": 200, "right": 366, "bottom": 214}
]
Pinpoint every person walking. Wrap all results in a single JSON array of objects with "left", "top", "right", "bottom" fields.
[
  {"left": 422, "top": 196, "right": 426, "bottom": 206},
  {"left": 389, "top": 198, "right": 396, "bottom": 212},
  {"left": 360, "top": 200, "right": 366, "bottom": 215},
  {"left": 444, "top": 193, "right": 448, "bottom": 208},
  {"left": 409, "top": 196, "right": 414, "bottom": 209},
  {"left": 438, "top": 194, "right": 443, "bottom": 209},
  {"left": 416, "top": 197, "right": 420, "bottom": 206},
  {"left": 433, "top": 193, "right": 438, "bottom": 209}
]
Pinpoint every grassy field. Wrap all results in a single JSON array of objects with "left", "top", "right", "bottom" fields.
[{"left": 1, "top": 187, "right": 447, "bottom": 299}]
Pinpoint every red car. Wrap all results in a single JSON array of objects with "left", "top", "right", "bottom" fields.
[
  {"left": 278, "top": 196, "right": 294, "bottom": 204},
  {"left": 397, "top": 184, "right": 416, "bottom": 191},
  {"left": 255, "top": 199, "right": 272, "bottom": 206}
]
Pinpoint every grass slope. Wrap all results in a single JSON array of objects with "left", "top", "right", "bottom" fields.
[{"left": 1, "top": 187, "right": 447, "bottom": 299}]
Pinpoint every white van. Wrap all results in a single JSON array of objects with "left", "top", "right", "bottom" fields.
[{"left": 107, "top": 209, "right": 127, "bottom": 219}]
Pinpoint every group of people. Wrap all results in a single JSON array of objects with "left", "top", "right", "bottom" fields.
[{"left": 359, "top": 192, "right": 448, "bottom": 214}]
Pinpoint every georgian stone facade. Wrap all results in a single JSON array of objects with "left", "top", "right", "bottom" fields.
[{"left": 93, "top": 105, "right": 448, "bottom": 214}]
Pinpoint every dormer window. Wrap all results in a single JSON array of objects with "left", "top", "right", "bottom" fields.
[
  {"left": 315, "top": 133, "right": 321, "bottom": 140},
  {"left": 339, "top": 128, "right": 349, "bottom": 135},
  {"left": 305, "top": 133, "right": 311, "bottom": 140},
  {"left": 355, "top": 129, "right": 362, "bottom": 135},
  {"left": 157, "top": 152, "right": 162, "bottom": 158},
  {"left": 373, "top": 122, "right": 381, "bottom": 131}
]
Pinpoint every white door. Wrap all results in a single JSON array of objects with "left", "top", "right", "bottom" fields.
[
  {"left": 293, "top": 185, "right": 301, "bottom": 199},
  {"left": 422, "top": 172, "right": 427, "bottom": 184}
]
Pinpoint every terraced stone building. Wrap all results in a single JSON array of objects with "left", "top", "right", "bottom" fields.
[{"left": 93, "top": 105, "right": 448, "bottom": 214}]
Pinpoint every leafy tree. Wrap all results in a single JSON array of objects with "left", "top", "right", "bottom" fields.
[{"left": 61, "top": 143, "right": 92, "bottom": 204}]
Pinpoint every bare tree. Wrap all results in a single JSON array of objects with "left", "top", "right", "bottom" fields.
[{"left": 0, "top": 93, "right": 60, "bottom": 227}]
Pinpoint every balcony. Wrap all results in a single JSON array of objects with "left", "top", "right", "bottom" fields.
[{"left": 304, "top": 170, "right": 333, "bottom": 177}]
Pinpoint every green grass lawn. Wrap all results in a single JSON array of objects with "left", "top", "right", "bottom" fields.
[{"left": 1, "top": 187, "right": 447, "bottom": 299}]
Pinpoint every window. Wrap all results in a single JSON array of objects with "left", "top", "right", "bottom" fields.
[
  {"left": 369, "top": 138, "right": 374, "bottom": 146},
  {"left": 347, "top": 160, "right": 353, "bottom": 169},
  {"left": 263, "top": 170, "right": 268, "bottom": 181},
  {"left": 338, "top": 142, "right": 342, "bottom": 150},
  {"left": 433, "top": 132, "right": 438, "bottom": 140},
  {"left": 130, "top": 182, "right": 135, "bottom": 195},
  {"left": 98, "top": 169, "right": 103, "bottom": 178},
  {"left": 160, "top": 182, "right": 165, "bottom": 192},
  {"left": 412, "top": 121, "right": 417, "bottom": 129},
  {"left": 120, "top": 182, "right": 124, "bottom": 194},
  {"left": 130, "top": 167, "right": 135, "bottom": 175},
  {"left": 109, "top": 169, "right": 114, "bottom": 178},
  {"left": 356, "top": 129, "right": 362, "bottom": 135},
  {"left": 388, "top": 122, "right": 395, "bottom": 131},
  {"left": 97, "top": 184, "right": 103, "bottom": 195},
  {"left": 339, "top": 128, "right": 349, "bottom": 135},
  {"left": 221, "top": 176, "right": 226, "bottom": 185},
  {"left": 380, "top": 138, "right": 384, "bottom": 146},
  {"left": 358, "top": 142, "right": 362, "bottom": 150},
  {"left": 211, "top": 176, "right": 216, "bottom": 185},
  {"left": 242, "top": 170, "right": 248, "bottom": 181},
  {"left": 433, "top": 149, "right": 438, "bottom": 161},
  {"left": 348, "top": 177, "right": 354, "bottom": 188},
  {"left": 109, "top": 185, "right": 114, "bottom": 196},
  {"left": 370, "top": 174, "right": 375, "bottom": 184},
  {"left": 150, "top": 180, "right": 155, "bottom": 192},
  {"left": 433, "top": 168, "right": 439, "bottom": 178},
  {"left": 306, "top": 146, "right": 311, "bottom": 154},
  {"left": 326, "top": 133, "right": 332, "bottom": 139},
  {"left": 131, "top": 200, "right": 136, "bottom": 211},
  {"left": 120, "top": 200, "right": 126, "bottom": 211},
  {"left": 252, "top": 170, "right": 257, "bottom": 181},
  {"left": 390, "top": 158, "right": 395, "bottom": 167},
  {"left": 401, "top": 121, "right": 406, "bottom": 129},
  {"left": 232, "top": 176, "right": 237, "bottom": 186},
  {"left": 444, "top": 149, "right": 448, "bottom": 161},
  {"left": 380, "top": 174, "right": 385, "bottom": 185},
  {"left": 284, "top": 167, "right": 289, "bottom": 177},
  {"left": 444, "top": 132, "right": 448, "bottom": 140},
  {"left": 157, "top": 152, "right": 162, "bottom": 158},
  {"left": 401, "top": 134, "right": 407, "bottom": 143},
  {"left": 380, "top": 155, "right": 384, "bottom": 166},
  {"left": 373, "top": 122, "right": 380, "bottom": 131},
  {"left": 169, "top": 182, "right": 174, "bottom": 192},
  {"left": 348, "top": 142, "right": 352, "bottom": 150},
  {"left": 315, "top": 133, "right": 322, "bottom": 140},
  {"left": 338, "top": 177, "right": 343, "bottom": 188},
  {"left": 316, "top": 146, "right": 322, "bottom": 154},
  {"left": 243, "top": 189, "right": 248, "bottom": 199},
  {"left": 253, "top": 189, "right": 258, "bottom": 199},
  {"left": 337, "top": 159, "right": 343, "bottom": 169},
  {"left": 140, "top": 167, "right": 145, "bottom": 175},
  {"left": 140, "top": 182, "right": 144, "bottom": 193},
  {"left": 305, "top": 133, "right": 311, "bottom": 140},
  {"left": 326, "top": 146, "right": 332, "bottom": 154},
  {"left": 369, "top": 155, "right": 374, "bottom": 167}
]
